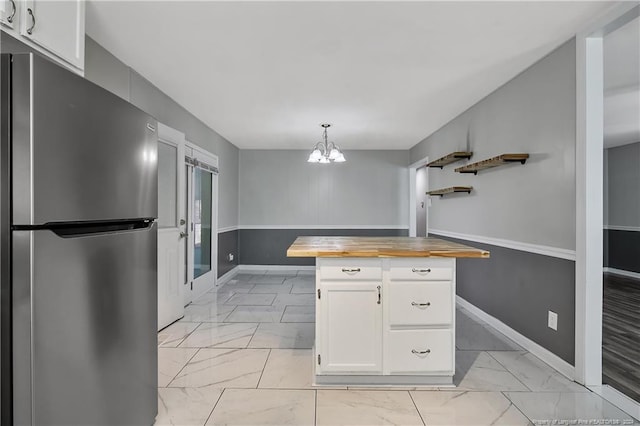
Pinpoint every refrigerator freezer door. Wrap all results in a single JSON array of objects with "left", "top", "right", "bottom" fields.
[
  {"left": 12, "top": 225, "right": 158, "bottom": 425},
  {"left": 11, "top": 53, "right": 158, "bottom": 226}
]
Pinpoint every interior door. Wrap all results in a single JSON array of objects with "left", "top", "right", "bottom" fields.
[{"left": 157, "top": 124, "right": 186, "bottom": 330}]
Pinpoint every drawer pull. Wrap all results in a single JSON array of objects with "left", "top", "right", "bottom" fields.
[
  {"left": 412, "top": 268, "right": 431, "bottom": 273},
  {"left": 411, "top": 301, "right": 431, "bottom": 307},
  {"left": 341, "top": 267, "right": 361, "bottom": 273},
  {"left": 412, "top": 349, "right": 431, "bottom": 355},
  {"left": 377, "top": 285, "right": 381, "bottom": 304}
]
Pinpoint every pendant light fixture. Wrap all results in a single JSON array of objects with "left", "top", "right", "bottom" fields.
[{"left": 307, "top": 124, "right": 346, "bottom": 163}]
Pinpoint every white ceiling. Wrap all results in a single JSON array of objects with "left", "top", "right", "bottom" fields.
[
  {"left": 604, "top": 16, "right": 640, "bottom": 149},
  {"left": 86, "top": 1, "right": 613, "bottom": 150}
]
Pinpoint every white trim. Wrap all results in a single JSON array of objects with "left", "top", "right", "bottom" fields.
[
  {"left": 575, "top": 2, "right": 639, "bottom": 387},
  {"left": 456, "top": 296, "right": 575, "bottom": 380},
  {"left": 590, "top": 385, "right": 640, "bottom": 421},
  {"left": 604, "top": 225, "right": 640, "bottom": 232},
  {"left": 218, "top": 226, "right": 239, "bottom": 233},
  {"left": 238, "top": 225, "right": 409, "bottom": 230},
  {"left": 217, "top": 266, "right": 239, "bottom": 286},
  {"left": 429, "top": 229, "right": 576, "bottom": 261},
  {"left": 239, "top": 264, "right": 316, "bottom": 272},
  {"left": 604, "top": 267, "right": 640, "bottom": 280}
]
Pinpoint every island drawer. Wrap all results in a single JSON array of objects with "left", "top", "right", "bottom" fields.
[
  {"left": 386, "top": 329, "right": 453, "bottom": 373},
  {"left": 389, "top": 264, "right": 453, "bottom": 281},
  {"left": 319, "top": 259, "right": 382, "bottom": 280},
  {"left": 388, "top": 282, "right": 452, "bottom": 326}
]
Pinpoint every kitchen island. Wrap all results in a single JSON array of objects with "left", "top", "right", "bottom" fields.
[{"left": 287, "top": 236, "right": 489, "bottom": 386}]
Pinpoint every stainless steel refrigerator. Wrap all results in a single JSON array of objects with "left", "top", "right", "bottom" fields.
[{"left": 0, "top": 53, "right": 158, "bottom": 425}]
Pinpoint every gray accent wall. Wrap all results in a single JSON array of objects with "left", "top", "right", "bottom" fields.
[
  {"left": 604, "top": 141, "right": 640, "bottom": 273},
  {"left": 439, "top": 235, "right": 576, "bottom": 365},
  {"left": 240, "top": 228, "right": 408, "bottom": 266},
  {"left": 410, "top": 39, "right": 578, "bottom": 364},
  {"left": 218, "top": 230, "right": 239, "bottom": 278},
  {"left": 239, "top": 150, "right": 409, "bottom": 227}
]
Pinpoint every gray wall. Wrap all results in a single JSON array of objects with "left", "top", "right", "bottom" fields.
[
  {"left": 410, "top": 40, "right": 576, "bottom": 251},
  {"left": 604, "top": 141, "right": 640, "bottom": 273},
  {"left": 410, "top": 39, "right": 578, "bottom": 364},
  {"left": 238, "top": 149, "right": 410, "bottom": 265},
  {"left": 218, "top": 230, "right": 239, "bottom": 277},
  {"left": 240, "top": 228, "right": 408, "bottom": 266},
  {"left": 239, "top": 150, "right": 409, "bottom": 227}
]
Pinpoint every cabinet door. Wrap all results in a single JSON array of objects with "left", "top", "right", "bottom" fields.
[
  {"left": 318, "top": 281, "right": 382, "bottom": 374},
  {"left": 0, "top": 0, "right": 18, "bottom": 28},
  {"left": 20, "top": 0, "right": 85, "bottom": 70}
]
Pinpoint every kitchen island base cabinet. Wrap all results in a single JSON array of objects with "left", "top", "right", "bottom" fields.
[
  {"left": 317, "top": 282, "right": 382, "bottom": 374},
  {"left": 314, "top": 257, "right": 456, "bottom": 387}
]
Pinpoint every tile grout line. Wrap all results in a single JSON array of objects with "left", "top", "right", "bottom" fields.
[
  {"left": 500, "top": 390, "right": 535, "bottom": 424},
  {"left": 256, "top": 349, "right": 272, "bottom": 389},
  {"left": 314, "top": 388, "right": 318, "bottom": 426},
  {"left": 203, "top": 388, "right": 226, "bottom": 426},
  {"left": 485, "top": 351, "right": 533, "bottom": 392},
  {"left": 164, "top": 347, "right": 202, "bottom": 388},
  {"left": 408, "top": 391, "right": 427, "bottom": 426}
]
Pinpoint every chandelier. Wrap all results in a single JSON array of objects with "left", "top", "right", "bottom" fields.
[{"left": 307, "top": 124, "right": 346, "bottom": 163}]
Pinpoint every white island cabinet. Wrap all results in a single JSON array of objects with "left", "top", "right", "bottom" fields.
[{"left": 287, "top": 236, "right": 489, "bottom": 387}]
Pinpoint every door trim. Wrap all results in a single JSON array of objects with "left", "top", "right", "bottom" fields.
[{"left": 574, "top": 2, "right": 640, "bottom": 387}]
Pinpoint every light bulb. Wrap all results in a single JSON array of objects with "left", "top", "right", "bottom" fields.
[
  {"left": 328, "top": 148, "right": 340, "bottom": 160},
  {"left": 334, "top": 153, "right": 346, "bottom": 163}
]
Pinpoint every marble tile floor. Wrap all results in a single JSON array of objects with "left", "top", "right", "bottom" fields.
[{"left": 156, "top": 271, "right": 638, "bottom": 426}]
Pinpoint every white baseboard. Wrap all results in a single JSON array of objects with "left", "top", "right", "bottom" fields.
[
  {"left": 456, "top": 296, "right": 575, "bottom": 380},
  {"left": 217, "top": 266, "right": 239, "bottom": 285},
  {"left": 604, "top": 267, "right": 640, "bottom": 280},
  {"left": 590, "top": 385, "right": 640, "bottom": 421},
  {"left": 239, "top": 264, "right": 316, "bottom": 272}
]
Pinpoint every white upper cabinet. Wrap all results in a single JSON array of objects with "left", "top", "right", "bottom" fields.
[
  {"left": 1, "top": 0, "right": 85, "bottom": 73},
  {"left": 0, "top": 0, "right": 18, "bottom": 28},
  {"left": 20, "top": 0, "right": 85, "bottom": 70}
]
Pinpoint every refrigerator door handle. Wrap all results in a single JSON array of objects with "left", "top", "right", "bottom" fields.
[
  {"left": 49, "top": 219, "right": 155, "bottom": 238},
  {"left": 12, "top": 219, "right": 156, "bottom": 238}
]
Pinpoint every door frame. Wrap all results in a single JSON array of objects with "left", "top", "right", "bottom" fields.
[
  {"left": 157, "top": 123, "right": 186, "bottom": 329},
  {"left": 184, "top": 141, "right": 219, "bottom": 303},
  {"left": 408, "top": 156, "right": 429, "bottom": 237},
  {"left": 575, "top": 0, "right": 639, "bottom": 401}
]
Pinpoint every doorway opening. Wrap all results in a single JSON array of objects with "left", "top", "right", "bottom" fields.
[{"left": 408, "top": 156, "right": 430, "bottom": 237}]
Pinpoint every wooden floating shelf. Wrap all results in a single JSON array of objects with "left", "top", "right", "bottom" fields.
[
  {"left": 427, "top": 151, "right": 473, "bottom": 168},
  {"left": 455, "top": 153, "right": 529, "bottom": 175},
  {"left": 427, "top": 186, "right": 473, "bottom": 197}
]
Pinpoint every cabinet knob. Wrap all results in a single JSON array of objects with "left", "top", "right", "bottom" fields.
[
  {"left": 7, "top": 0, "right": 16, "bottom": 23},
  {"left": 26, "top": 8, "right": 35, "bottom": 35},
  {"left": 411, "top": 301, "right": 431, "bottom": 307},
  {"left": 341, "top": 267, "right": 361, "bottom": 273},
  {"left": 411, "top": 349, "right": 431, "bottom": 355},
  {"left": 412, "top": 268, "right": 431, "bottom": 273}
]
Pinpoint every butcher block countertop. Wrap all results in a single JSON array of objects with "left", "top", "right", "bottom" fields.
[{"left": 287, "top": 236, "right": 490, "bottom": 258}]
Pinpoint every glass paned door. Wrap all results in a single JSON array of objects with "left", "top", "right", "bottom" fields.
[{"left": 193, "top": 168, "right": 212, "bottom": 279}]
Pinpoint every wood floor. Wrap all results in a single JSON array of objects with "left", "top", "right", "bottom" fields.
[{"left": 602, "top": 272, "right": 640, "bottom": 403}]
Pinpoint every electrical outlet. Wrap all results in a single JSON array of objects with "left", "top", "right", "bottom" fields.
[
  {"left": 548, "top": 311, "right": 558, "bottom": 331},
  {"left": 227, "top": 253, "right": 234, "bottom": 262}
]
